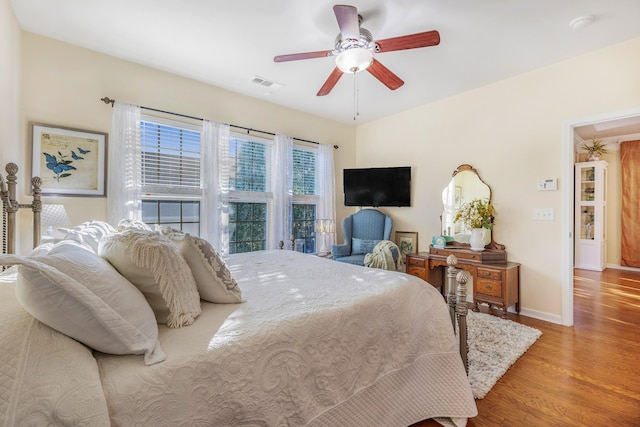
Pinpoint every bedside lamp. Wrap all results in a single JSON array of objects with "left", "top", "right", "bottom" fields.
[
  {"left": 315, "top": 219, "right": 336, "bottom": 256},
  {"left": 41, "top": 204, "right": 71, "bottom": 237}
]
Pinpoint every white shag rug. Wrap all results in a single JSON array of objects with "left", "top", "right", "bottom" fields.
[{"left": 465, "top": 311, "right": 542, "bottom": 399}]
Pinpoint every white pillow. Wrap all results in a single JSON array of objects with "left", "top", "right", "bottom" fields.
[
  {"left": 116, "top": 219, "right": 153, "bottom": 232},
  {"left": 30, "top": 242, "right": 55, "bottom": 256},
  {"left": 59, "top": 220, "right": 116, "bottom": 253},
  {"left": 99, "top": 229, "right": 201, "bottom": 327},
  {"left": 0, "top": 241, "right": 165, "bottom": 365},
  {"left": 160, "top": 228, "right": 244, "bottom": 303}
]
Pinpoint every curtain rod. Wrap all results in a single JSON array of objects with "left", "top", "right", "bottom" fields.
[{"left": 100, "top": 97, "right": 338, "bottom": 149}]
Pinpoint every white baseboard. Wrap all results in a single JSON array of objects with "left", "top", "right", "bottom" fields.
[
  {"left": 517, "top": 307, "right": 562, "bottom": 325},
  {"left": 605, "top": 263, "right": 640, "bottom": 273},
  {"left": 471, "top": 302, "right": 563, "bottom": 326}
]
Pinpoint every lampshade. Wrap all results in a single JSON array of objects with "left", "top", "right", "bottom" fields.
[
  {"left": 315, "top": 219, "right": 336, "bottom": 256},
  {"left": 41, "top": 204, "right": 71, "bottom": 236},
  {"left": 335, "top": 48, "right": 373, "bottom": 73}
]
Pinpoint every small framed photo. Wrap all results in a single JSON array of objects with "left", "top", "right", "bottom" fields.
[
  {"left": 32, "top": 123, "right": 107, "bottom": 197},
  {"left": 395, "top": 231, "right": 418, "bottom": 262}
]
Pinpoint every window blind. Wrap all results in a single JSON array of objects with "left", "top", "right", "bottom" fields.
[
  {"left": 140, "top": 120, "right": 201, "bottom": 194},
  {"left": 228, "top": 137, "right": 268, "bottom": 193},
  {"left": 293, "top": 147, "right": 317, "bottom": 195}
]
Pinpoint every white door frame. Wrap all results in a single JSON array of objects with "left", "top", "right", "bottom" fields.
[{"left": 561, "top": 106, "right": 640, "bottom": 326}]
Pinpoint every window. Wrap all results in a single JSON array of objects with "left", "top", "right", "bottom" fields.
[
  {"left": 293, "top": 148, "right": 316, "bottom": 195},
  {"left": 228, "top": 202, "right": 267, "bottom": 254},
  {"left": 142, "top": 200, "right": 200, "bottom": 235},
  {"left": 292, "top": 203, "right": 316, "bottom": 253},
  {"left": 134, "top": 122, "right": 323, "bottom": 253},
  {"left": 228, "top": 137, "right": 268, "bottom": 193},
  {"left": 223, "top": 136, "right": 319, "bottom": 254},
  {"left": 226, "top": 136, "right": 270, "bottom": 254},
  {"left": 139, "top": 117, "right": 202, "bottom": 233}
]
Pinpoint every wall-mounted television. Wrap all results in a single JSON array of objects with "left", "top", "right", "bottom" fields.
[{"left": 343, "top": 166, "right": 411, "bottom": 207}]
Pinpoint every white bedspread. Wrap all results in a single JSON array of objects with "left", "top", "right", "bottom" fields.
[
  {"left": 0, "top": 268, "right": 110, "bottom": 427},
  {"left": 97, "top": 250, "right": 477, "bottom": 426}
]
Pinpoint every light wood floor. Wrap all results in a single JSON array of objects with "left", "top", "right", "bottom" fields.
[{"left": 413, "top": 267, "right": 640, "bottom": 427}]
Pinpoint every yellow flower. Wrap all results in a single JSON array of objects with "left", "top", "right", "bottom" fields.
[{"left": 454, "top": 198, "right": 496, "bottom": 230}]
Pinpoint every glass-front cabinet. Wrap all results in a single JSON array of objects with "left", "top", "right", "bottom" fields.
[{"left": 575, "top": 160, "right": 608, "bottom": 271}]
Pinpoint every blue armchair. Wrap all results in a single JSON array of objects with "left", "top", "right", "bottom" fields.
[{"left": 331, "top": 209, "right": 393, "bottom": 265}]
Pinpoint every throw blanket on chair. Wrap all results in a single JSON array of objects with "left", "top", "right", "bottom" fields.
[{"left": 364, "top": 240, "right": 404, "bottom": 271}]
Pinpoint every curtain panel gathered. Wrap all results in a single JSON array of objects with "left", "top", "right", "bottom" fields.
[
  {"left": 108, "top": 102, "right": 141, "bottom": 225},
  {"left": 316, "top": 143, "right": 336, "bottom": 248},
  {"left": 271, "top": 135, "right": 293, "bottom": 249},
  {"left": 202, "top": 120, "right": 230, "bottom": 251}
]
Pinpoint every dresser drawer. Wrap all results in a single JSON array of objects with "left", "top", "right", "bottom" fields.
[
  {"left": 407, "top": 256, "right": 426, "bottom": 267},
  {"left": 476, "top": 279, "right": 502, "bottom": 298},
  {"left": 477, "top": 267, "right": 502, "bottom": 281},
  {"left": 407, "top": 266, "right": 426, "bottom": 281}
]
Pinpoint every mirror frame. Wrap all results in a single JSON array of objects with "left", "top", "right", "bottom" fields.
[{"left": 441, "top": 164, "right": 505, "bottom": 251}]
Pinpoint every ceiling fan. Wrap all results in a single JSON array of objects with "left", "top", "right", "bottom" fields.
[{"left": 274, "top": 4, "right": 440, "bottom": 96}]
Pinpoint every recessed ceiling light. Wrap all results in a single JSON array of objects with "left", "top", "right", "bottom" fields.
[{"left": 569, "top": 15, "right": 594, "bottom": 31}]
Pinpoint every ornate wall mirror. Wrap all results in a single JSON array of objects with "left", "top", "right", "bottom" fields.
[{"left": 441, "top": 164, "right": 504, "bottom": 250}]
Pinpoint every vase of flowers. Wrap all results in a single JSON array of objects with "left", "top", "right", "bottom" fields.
[
  {"left": 469, "top": 228, "right": 486, "bottom": 251},
  {"left": 454, "top": 198, "right": 496, "bottom": 251}
]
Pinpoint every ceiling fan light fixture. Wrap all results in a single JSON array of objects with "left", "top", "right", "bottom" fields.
[{"left": 335, "top": 48, "right": 373, "bottom": 73}]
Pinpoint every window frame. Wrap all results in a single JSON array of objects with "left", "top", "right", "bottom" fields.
[{"left": 139, "top": 114, "right": 204, "bottom": 233}]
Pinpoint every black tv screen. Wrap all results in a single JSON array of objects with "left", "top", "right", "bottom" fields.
[{"left": 343, "top": 166, "right": 411, "bottom": 207}]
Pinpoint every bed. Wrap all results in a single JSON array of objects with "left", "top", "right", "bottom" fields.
[{"left": 0, "top": 163, "right": 477, "bottom": 426}]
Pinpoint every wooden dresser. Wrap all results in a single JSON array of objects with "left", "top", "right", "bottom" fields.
[{"left": 406, "top": 247, "right": 520, "bottom": 318}]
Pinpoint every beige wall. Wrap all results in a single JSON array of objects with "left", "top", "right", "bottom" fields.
[
  {"left": 356, "top": 37, "right": 640, "bottom": 321},
  {"left": 6, "top": 32, "right": 356, "bottom": 253},
  {"left": 0, "top": 0, "right": 25, "bottom": 251},
  {"left": 0, "top": 0, "right": 20, "bottom": 165}
]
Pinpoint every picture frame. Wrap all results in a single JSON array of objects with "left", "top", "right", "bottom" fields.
[
  {"left": 31, "top": 123, "right": 107, "bottom": 197},
  {"left": 395, "top": 231, "right": 418, "bottom": 262}
]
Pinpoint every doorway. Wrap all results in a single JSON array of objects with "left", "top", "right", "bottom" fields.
[{"left": 562, "top": 107, "right": 640, "bottom": 326}]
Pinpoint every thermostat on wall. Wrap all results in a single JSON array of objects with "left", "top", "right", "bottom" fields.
[{"left": 537, "top": 178, "right": 557, "bottom": 191}]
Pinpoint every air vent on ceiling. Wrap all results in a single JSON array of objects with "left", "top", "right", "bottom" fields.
[{"left": 251, "top": 76, "right": 284, "bottom": 94}]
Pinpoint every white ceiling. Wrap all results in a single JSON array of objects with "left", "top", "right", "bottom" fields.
[{"left": 10, "top": 0, "right": 640, "bottom": 126}]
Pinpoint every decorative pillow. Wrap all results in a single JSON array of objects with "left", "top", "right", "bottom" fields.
[
  {"left": 30, "top": 242, "right": 55, "bottom": 256},
  {"left": 351, "top": 238, "right": 382, "bottom": 255},
  {"left": 59, "top": 220, "right": 116, "bottom": 253},
  {"left": 116, "top": 219, "right": 153, "bottom": 232},
  {"left": 0, "top": 241, "right": 165, "bottom": 365},
  {"left": 99, "top": 229, "right": 201, "bottom": 327},
  {"left": 159, "top": 227, "right": 244, "bottom": 304}
]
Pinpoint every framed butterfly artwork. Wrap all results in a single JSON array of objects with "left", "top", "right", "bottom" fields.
[{"left": 31, "top": 123, "right": 107, "bottom": 196}]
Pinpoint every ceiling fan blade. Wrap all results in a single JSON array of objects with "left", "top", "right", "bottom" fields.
[
  {"left": 367, "top": 59, "right": 404, "bottom": 90},
  {"left": 273, "top": 50, "right": 334, "bottom": 62},
  {"left": 274, "top": 50, "right": 334, "bottom": 63},
  {"left": 375, "top": 30, "right": 441, "bottom": 53},
  {"left": 333, "top": 4, "right": 360, "bottom": 40},
  {"left": 317, "top": 67, "right": 344, "bottom": 96}
]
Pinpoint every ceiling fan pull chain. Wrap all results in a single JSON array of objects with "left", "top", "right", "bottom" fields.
[{"left": 353, "top": 72, "right": 359, "bottom": 121}]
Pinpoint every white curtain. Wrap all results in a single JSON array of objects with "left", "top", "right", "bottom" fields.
[
  {"left": 271, "top": 134, "right": 293, "bottom": 249},
  {"left": 316, "top": 143, "right": 336, "bottom": 247},
  {"left": 201, "top": 120, "right": 230, "bottom": 252},
  {"left": 108, "top": 101, "right": 141, "bottom": 225}
]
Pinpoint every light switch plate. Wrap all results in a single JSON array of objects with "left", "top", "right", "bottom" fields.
[{"left": 533, "top": 208, "right": 554, "bottom": 221}]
